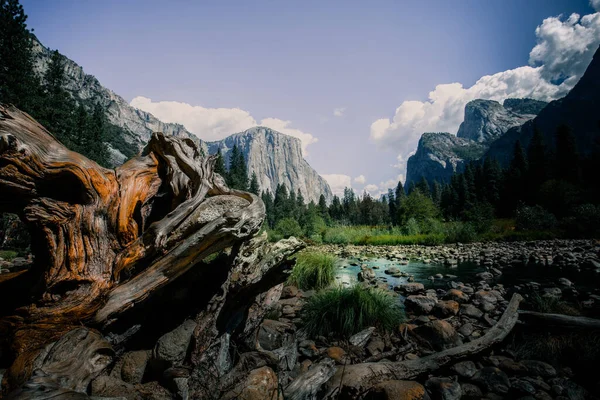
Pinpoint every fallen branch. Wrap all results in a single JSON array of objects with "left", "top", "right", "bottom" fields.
[
  {"left": 324, "top": 293, "right": 523, "bottom": 399},
  {"left": 519, "top": 310, "right": 600, "bottom": 330}
]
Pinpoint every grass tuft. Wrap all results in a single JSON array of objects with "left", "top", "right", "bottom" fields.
[
  {"left": 288, "top": 251, "right": 336, "bottom": 291},
  {"left": 0, "top": 250, "right": 18, "bottom": 261},
  {"left": 301, "top": 285, "right": 404, "bottom": 338},
  {"left": 526, "top": 293, "right": 580, "bottom": 316}
]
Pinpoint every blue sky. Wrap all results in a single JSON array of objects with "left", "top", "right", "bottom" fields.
[{"left": 22, "top": 0, "right": 599, "bottom": 196}]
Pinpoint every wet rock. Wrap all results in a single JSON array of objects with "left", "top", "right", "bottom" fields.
[
  {"left": 221, "top": 366, "right": 281, "bottom": 400},
  {"left": 358, "top": 268, "right": 377, "bottom": 282},
  {"left": 443, "top": 289, "right": 469, "bottom": 304},
  {"left": 413, "top": 320, "right": 462, "bottom": 351},
  {"left": 476, "top": 272, "right": 494, "bottom": 281},
  {"left": 521, "top": 360, "right": 557, "bottom": 378},
  {"left": 542, "top": 287, "right": 562, "bottom": 299},
  {"left": 451, "top": 360, "right": 478, "bottom": 378},
  {"left": 424, "top": 377, "right": 461, "bottom": 400},
  {"left": 396, "top": 282, "right": 425, "bottom": 295},
  {"left": 472, "top": 366, "right": 511, "bottom": 394},
  {"left": 385, "top": 267, "right": 401, "bottom": 275},
  {"left": 153, "top": 319, "right": 196, "bottom": 367},
  {"left": 433, "top": 300, "right": 459, "bottom": 318},
  {"left": 365, "top": 380, "right": 430, "bottom": 400},
  {"left": 405, "top": 295, "right": 437, "bottom": 315}
]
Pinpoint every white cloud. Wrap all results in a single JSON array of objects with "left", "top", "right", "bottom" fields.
[
  {"left": 353, "top": 174, "right": 366, "bottom": 184},
  {"left": 591, "top": 0, "right": 600, "bottom": 12},
  {"left": 370, "top": 10, "right": 600, "bottom": 178},
  {"left": 130, "top": 97, "right": 318, "bottom": 155},
  {"left": 322, "top": 174, "right": 352, "bottom": 197},
  {"left": 364, "top": 184, "right": 379, "bottom": 195},
  {"left": 333, "top": 107, "right": 346, "bottom": 117}
]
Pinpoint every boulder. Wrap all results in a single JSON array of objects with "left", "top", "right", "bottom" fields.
[
  {"left": 121, "top": 350, "right": 151, "bottom": 384},
  {"left": 413, "top": 320, "right": 462, "bottom": 351},
  {"left": 443, "top": 289, "right": 469, "bottom": 304},
  {"left": 521, "top": 360, "right": 557, "bottom": 378},
  {"left": 472, "top": 367, "right": 511, "bottom": 394},
  {"left": 257, "top": 319, "right": 291, "bottom": 351},
  {"left": 405, "top": 296, "right": 437, "bottom": 315},
  {"left": 451, "top": 361, "right": 478, "bottom": 378},
  {"left": 326, "top": 347, "right": 348, "bottom": 365},
  {"left": 433, "top": 300, "right": 459, "bottom": 318},
  {"left": 153, "top": 319, "right": 197, "bottom": 367},
  {"left": 424, "top": 377, "right": 461, "bottom": 400},
  {"left": 460, "top": 304, "right": 483, "bottom": 319},
  {"left": 221, "top": 366, "right": 281, "bottom": 400},
  {"left": 366, "top": 380, "right": 431, "bottom": 400},
  {"left": 396, "top": 283, "right": 425, "bottom": 295}
]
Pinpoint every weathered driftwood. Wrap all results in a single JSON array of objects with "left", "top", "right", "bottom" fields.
[
  {"left": 0, "top": 105, "right": 284, "bottom": 394},
  {"left": 284, "top": 359, "right": 338, "bottom": 400},
  {"left": 323, "top": 293, "right": 523, "bottom": 399},
  {"left": 519, "top": 310, "right": 600, "bottom": 330}
]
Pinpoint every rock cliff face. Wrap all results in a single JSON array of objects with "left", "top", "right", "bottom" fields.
[
  {"left": 205, "top": 127, "right": 333, "bottom": 203},
  {"left": 30, "top": 38, "right": 332, "bottom": 201},
  {"left": 406, "top": 98, "right": 546, "bottom": 187},
  {"left": 405, "top": 133, "right": 487, "bottom": 187},
  {"left": 456, "top": 99, "right": 537, "bottom": 143}
]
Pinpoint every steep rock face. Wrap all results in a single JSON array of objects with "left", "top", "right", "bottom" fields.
[
  {"left": 30, "top": 38, "right": 332, "bottom": 201},
  {"left": 456, "top": 99, "right": 537, "bottom": 143},
  {"left": 31, "top": 39, "right": 199, "bottom": 165},
  {"left": 486, "top": 46, "right": 600, "bottom": 166},
  {"left": 206, "top": 127, "right": 333, "bottom": 203},
  {"left": 406, "top": 98, "right": 543, "bottom": 187},
  {"left": 405, "top": 133, "right": 486, "bottom": 187}
]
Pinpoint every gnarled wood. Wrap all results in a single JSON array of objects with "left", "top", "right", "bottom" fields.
[
  {"left": 0, "top": 105, "right": 275, "bottom": 395},
  {"left": 323, "top": 293, "right": 523, "bottom": 399}
]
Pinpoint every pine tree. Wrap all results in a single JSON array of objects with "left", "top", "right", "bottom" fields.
[
  {"left": 387, "top": 189, "right": 397, "bottom": 225},
  {"left": 555, "top": 124, "right": 580, "bottom": 184},
  {"left": 0, "top": 0, "right": 41, "bottom": 112},
  {"left": 249, "top": 171, "right": 260, "bottom": 195},
  {"left": 227, "top": 145, "right": 248, "bottom": 190},
  {"left": 318, "top": 194, "right": 329, "bottom": 222},
  {"left": 329, "top": 195, "right": 342, "bottom": 221},
  {"left": 416, "top": 177, "right": 430, "bottom": 197},
  {"left": 214, "top": 148, "right": 226, "bottom": 177},
  {"left": 483, "top": 157, "right": 501, "bottom": 208},
  {"left": 261, "top": 190, "right": 275, "bottom": 228},
  {"left": 431, "top": 180, "right": 442, "bottom": 206}
]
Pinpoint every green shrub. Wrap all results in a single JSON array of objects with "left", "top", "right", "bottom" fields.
[
  {"left": 401, "top": 218, "right": 421, "bottom": 236},
  {"left": 288, "top": 251, "right": 336, "bottom": 290},
  {"left": 0, "top": 250, "right": 18, "bottom": 261},
  {"left": 516, "top": 205, "right": 557, "bottom": 231},
  {"left": 463, "top": 202, "right": 494, "bottom": 234},
  {"left": 274, "top": 218, "right": 303, "bottom": 239},
  {"left": 301, "top": 285, "right": 404, "bottom": 338},
  {"left": 444, "top": 222, "right": 477, "bottom": 243}
]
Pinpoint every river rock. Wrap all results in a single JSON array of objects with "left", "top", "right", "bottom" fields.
[
  {"left": 258, "top": 319, "right": 291, "bottom": 351},
  {"left": 365, "top": 380, "right": 431, "bottom": 400},
  {"left": 396, "top": 282, "right": 425, "bottom": 295},
  {"left": 424, "top": 377, "right": 461, "bottom": 400},
  {"left": 472, "top": 367, "right": 511, "bottom": 394},
  {"left": 433, "top": 300, "right": 459, "bottom": 317},
  {"left": 460, "top": 304, "right": 483, "bottom": 319},
  {"left": 121, "top": 350, "right": 151, "bottom": 384},
  {"left": 405, "top": 296, "right": 437, "bottom": 315},
  {"left": 521, "top": 360, "right": 557, "bottom": 378},
  {"left": 443, "top": 289, "right": 469, "bottom": 304},
  {"left": 413, "top": 320, "right": 462, "bottom": 351},
  {"left": 451, "top": 361, "right": 478, "bottom": 378}
]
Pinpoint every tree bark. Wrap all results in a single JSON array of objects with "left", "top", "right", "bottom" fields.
[
  {"left": 323, "top": 293, "right": 523, "bottom": 399},
  {"left": 0, "top": 105, "right": 278, "bottom": 394},
  {"left": 519, "top": 310, "right": 600, "bottom": 330}
]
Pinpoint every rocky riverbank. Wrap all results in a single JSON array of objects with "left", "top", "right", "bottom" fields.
[{"left": 1, "top": 239, "right": 599, "bottom": 399}]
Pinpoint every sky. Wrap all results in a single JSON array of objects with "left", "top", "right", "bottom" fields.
[{"left": 22, "top": 0, "right": 600, "bottom": 197}]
